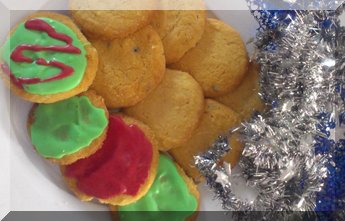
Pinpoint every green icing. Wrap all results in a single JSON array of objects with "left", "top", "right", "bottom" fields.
[
  {"left": 118, "top": 154, "right": 198, "bottom": 221},
  {"left": 1, "top": 17, "right": 87, "bottom": 95},
  {"left": 30, "top": 96, "right": 107, "bottom": 159}
]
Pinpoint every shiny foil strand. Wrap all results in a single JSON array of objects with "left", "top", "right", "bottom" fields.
[
  {"left": 247, "top": 0, "right": 342, "bottom": 10},
  {"left": 195, "top": 4, "right": 345, "bottom": 215}
]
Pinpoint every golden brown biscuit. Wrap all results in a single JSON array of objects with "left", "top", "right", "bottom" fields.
[
  {"left": 238, "top": 95, "right": 266, "bottom": 120},
  {"left": 61, "top": 114, "right": 160, "bottom": 206},
  {"left": 216, "top": 63, "right": 266, "bottom": 120},
  {"left": 27, "top": 90, "right": 109, "bottom": 165},
  {"left": 221, "top": 132, "right": 244, "bottom": 167},
  {"left": 151, "top": 9, "right": 206, "bottom": 64},
  {"left": 170, "top": 18, "right": 249, "bottom": 98},
  {"left": 90, "top": 26, "right": 165, "bottom": 109},
  {"left": 109, "top": 155, "right": 200, "bottom": 221},
  {"left": 70, "top": 0, "right": 156, "bottom": 39},
  {"left": 170, "top": 99, "right": 244, "bottom": 182},
  {"left": 125, "top": 69, "right": 204, "bottom": 151},
  {"left": 0, "top": 12, "right": 98, "bottom": 103}
]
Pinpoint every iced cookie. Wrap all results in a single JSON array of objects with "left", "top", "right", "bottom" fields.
[
  {"left": 170, "top": 18, "right": 248, "bottom": 98},
  {"left": 90, "top": 26, "right": 165, "bottom": 108},
  {"left": 28, "top": 90, "right": 108, "bottom": 165},
  {"left": 70, "top": 0, "right": 156, "bottom": 39},
  {"left": 170, "top": 99, "right": 244, "bottom": 182},
  {"left": 62, "top": 115, "right": 159, "bottom": 206},
  {"left": 125, "top": 69, "right": 204, "bottom": 151},
  {"left": 111, "top": 154, "right": 199, "bottom": 221},
  {"left": 0, "top": 12, "right": 98, "bottom": 103},
  {"left": 216, "top": 63, "right": 265, "bottom": 120},
  {"left": 151, "top": 9, "right": 206, "bottom": 64}
]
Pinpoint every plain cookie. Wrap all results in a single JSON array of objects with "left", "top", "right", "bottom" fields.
[
  {"left": 216, "top": 63, "right": 265, "bottom": 120},
  {"left": 125, "top": 69, "right": 204, "bottom": 151},
  {"left": 170, "top": 18, "right": 249, "bottom": 97},
  {"left": 90, "top": 26, "right": 165, "bottom": 108},
  {"left": 151, "top": 9, "right": 206, "bottom": 64},
  {"left": 170, "top": 99, "right": 244, "bottom": 182},
  {"left": 70, "top": 0, "right": 156, "bottom": 39}
]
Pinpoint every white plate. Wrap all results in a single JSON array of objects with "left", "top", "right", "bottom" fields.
[
  {"left": 2, "top": 1, "right": 344, "bottom": 220},
  {"left": 0, "top": 0, "right": 259, "bottom": 220}
]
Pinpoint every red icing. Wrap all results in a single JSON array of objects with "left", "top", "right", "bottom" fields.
[
  {"left": 2, "top": 18, "right": 81, "bottom": 88},
  {"left": 64, "top": 115, "right": 153, "bottom": 199}
]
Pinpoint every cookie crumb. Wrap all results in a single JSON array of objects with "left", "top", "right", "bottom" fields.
[{"left": 133, "top": 47, "right": 140, "bottom": 53}]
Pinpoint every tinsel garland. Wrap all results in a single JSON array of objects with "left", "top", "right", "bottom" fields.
[
  {"left": 247, "top": 0, "right": 342, "bottom": 10},
  {"left": 195, "top": 1, "right": 345, "bottom": 216}
]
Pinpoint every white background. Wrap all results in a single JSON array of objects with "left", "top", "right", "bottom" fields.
[{"left": 0, "top": 0, "right": 344, "bottom": 220}]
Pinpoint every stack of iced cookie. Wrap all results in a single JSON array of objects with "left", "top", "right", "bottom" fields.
[{"left": 0, "top": 1, "right": 265, "bottom": 220}]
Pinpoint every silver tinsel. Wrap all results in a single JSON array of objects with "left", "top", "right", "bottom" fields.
[
  {"left": 247, "top": 0, "right": 343, "bottom": 10},
  {"left": 195, "top": 4, "right": 345, "bottom": 214}
]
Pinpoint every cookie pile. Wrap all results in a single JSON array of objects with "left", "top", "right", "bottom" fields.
[{"left": 0, "top": 2, "right": 264, "bottom": 220}]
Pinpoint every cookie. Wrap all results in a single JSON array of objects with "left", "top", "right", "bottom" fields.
[
  {"left": 237, "top": 95, "right": 266, "bottom": 120},
  {"left": 170, "top": 99, "right": 244, "bottom": 182},
  {"left": 70, "top": 0, "right": 156, "bottom": 39},
  {"left": 216, "top": 63, "right": 266, "bottom": 120},
  {"left": 28, "top": 90, "right": 109, "bottom": 165},
  {"left": 0, "top": 12, "right": 98, "bottom": 103},
  {"left": 62, "top": 114, "right": 159, "bottom": 206},
  {"left": 124, "top": 69, "right": 204, "bottom": 151},
  {"left": 111, "top": 154, "right": 199, "bottom": 221},
  {"left": 151, "top": 9, "right": 206, "bottom": 64},
  {"left": 170, "top": 18, "right": 249, "bottom": 98},
  {"left": 90, "top": 26, "right": 165, "bottom": 109}
]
